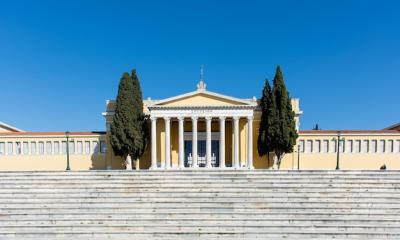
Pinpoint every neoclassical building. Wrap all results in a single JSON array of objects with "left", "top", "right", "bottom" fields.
[{"left": 0, "top": 81, "right": 399, "bottom": 170}]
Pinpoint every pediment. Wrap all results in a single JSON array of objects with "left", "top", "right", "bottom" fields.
[{"left": 151, "top": 90, "right": 255, "bottom": 107}]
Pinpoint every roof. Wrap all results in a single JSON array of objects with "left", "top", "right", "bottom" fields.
[
  {"left": 0, "top": 131, "right": 106, "bottom": 136},
  {"left": 384, "top": 122, "right": 400, "bottom": 130},
  {"left": 0, "top": 122, "right": 24, "bottom": 132},
  {"left": 299, "top": 130, "right": 400, "bottom": 135}
]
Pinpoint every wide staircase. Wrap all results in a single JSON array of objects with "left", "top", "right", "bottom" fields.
[{"left": 0, "top": 170, "right": 399, "bottom": 239}]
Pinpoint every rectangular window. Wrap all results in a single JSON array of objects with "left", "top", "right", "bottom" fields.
[
  {"left": 322, "top": 140, "right": 329, "bottom": 153},
  {"left": 15, "top": 142, "right": 21, "bottom": 155},
  {"left": 397, "top": 140, "right": 400, "bottom": 153},
  {"left": 85, "top": 141, "right": 90, "bottom": 154},
  {"left": 387, "top": 140, "right": 394, "bottom": 153},
  {"left": 62, "top": 141, "right": 67, "bottom": 154},
  {"left": 23, "top": 142, "right": 29, "bottom": 155},
  {"left": 346, "top": 140, "right": 353, "bottom": 153},
  {"left": 7, "top": 142, "right": 13, "bottom": 155},
  {"left": 330, "top": 140, "right": 337, "bottom": 153},
  {"left": 314, "top": 140, "right": 321, "bottom": 153},
  {"left": 93, "top": 141, "right": 99, "bottom": 153},
  {"left": 31, "top": 142, "right": 36, "bottom": 155},
  {"left": 46, "top": 141, "right": 52, "bottom": 155},
  {"left": 100, "top": 140, "right": 107, "bottom": 153},
  {"left": 378, "top": 140, "right": 385, "bottom": 153},
  {"left": 354, "top": 140, "right": 361, "bottom": 153},
  {"left": 69, "top": 141, "right": 75, "bottom": 154},
  {"left": 362, "top": 140, "right": 369, "bottom": 153},
  {"left": 77, "top": 141, "right": 83, "bottom": 154},
  {"left": 371, "top": 140, "right": 377, "bottom": 153},
  {"left": 306, "top": 140, "right": 313, "bottom": 153},
  {"left": 0, "top": 142, "right": 5, "bottom": 155},
  {"left": 39, "top": 142, "right": 44, "bottom": 155},
  {"left": 54, "top": 142, "right": 60, "bottom": 154}
]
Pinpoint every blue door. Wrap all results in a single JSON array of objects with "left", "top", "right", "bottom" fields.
[{"left": 184, "top": 139, "right": 219, "bottom": 167}]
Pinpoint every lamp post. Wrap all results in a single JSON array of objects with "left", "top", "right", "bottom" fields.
[
  {"left": 66, "top": 131, "right": 70, "bottom": 171},
  {"left": 335, "top": 131, "right": 341, "bottom": 170},
  {"left": 297, "top": 144, "right": 300, "bottom": 170}
]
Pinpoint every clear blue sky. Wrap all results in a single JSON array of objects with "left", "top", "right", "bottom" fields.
[{"left": 0, "top": 0, "right": 399, "bottom": 131}]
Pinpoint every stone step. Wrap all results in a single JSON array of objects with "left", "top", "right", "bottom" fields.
[
  {"left": 1, "top": 196, "right": 398, "bottom": 203},
  {"left": 0, "top": 218, "right": 399, "bottom": 226},
  {"left": 3, "top": 207, "right": 399, "bottom": 214},
  {"left": 2, "top": 212, "right": 399, "bottom": 219}
]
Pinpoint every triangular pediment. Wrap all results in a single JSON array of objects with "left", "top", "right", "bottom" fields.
[{"left": 151, "top": 90, "right": 255, "bottom": 107}]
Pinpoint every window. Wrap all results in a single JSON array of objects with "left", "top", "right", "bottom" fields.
[
  {"left": 39, "top": 142, "right": 44, "bottom": 155},
  {"left": 100, "top": 141, "right": 107, "bottom": 153},
  {"left": 0, "top": 142, "right": 5, "bottom": 155},
  {"left": 371, "top": 140, "right": 377, "bottom": 153},
  {"left": 62, "top": 141, "right": 67, "bottom": 154},
  {"left": 314, "top": 140, "right": 321, "bottom": 153},
  {"left": 7, "top": 142, "right": 13, "bottom": 155},
  {"left": 31, "top": 142, "right": 37, "bottom": 155},
  {"left": 93, "top": 141, "right": 99, "bottom": 153},
  {"left": 23, "top": 142, "right": 29, "bottom": 155},
  {"left": 330, "top": 140, "right": 337, "bottom": 153},
  {"left": 15, "top": 142, "right": 21, "bottom": 155},
  {"left": 54, "top": 142, "right": 60, "bottom": 154},
  {"left": 339, "top": 140, "right": 345, "bottom": 153},
  {"left": 354, "top": 140, "right": 361, "bottom": 153},
  {"left": 85, "top": 141, "right": 90, "bottom": 154},
  {"left": 346, "top": 140, "right": 353, "bottom": 153},
  {"left": 378, "top": 140, "right": 385, "bottom": 153},
  {"left": 397, "top": 140, "right": 400, "bottom": 153},
  {"left": 362, "top": 140, "right": 369, "bottom": 153},
  {"left": 306, "top": 140, "right": 313, "bottom": 153},
  {"left": 69, "top": 141, "right": 75, "bottom": 154},
  {"left": 77, "top": 141, "right": 83, "bottom": 154},
  {"left": 46, "top": 141, "right": 52, "bottom": 155},
  {"left": 322, "top": 140, "right": 329, "bottom": 153},
  {"left": 387, "top": 140, "right": 394, "bottom": 153}
]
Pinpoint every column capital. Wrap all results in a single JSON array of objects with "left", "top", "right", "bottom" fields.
[
  {"left": 233, "top": 116, "right": 240, "bottom": 121},
  {"left": 191, "top": 116, "right": 198, "bottom": 121},
  {"left": 177, "top": 116, "right": 185, "bottom": 121},
  {"left": 219, "top": 116, "right": 226, "bottom": 121},
  {"left": 163, "top": 116, "right": 170, "bottom": 121},
  {"left": 205, "top": 116, "right": 212, "bottom": 121},
  {"left": 150, "top": 116, "right": 157, "bottom": 121}
]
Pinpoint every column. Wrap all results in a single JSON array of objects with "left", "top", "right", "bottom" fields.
[
  {"left": 219, "top": 117, "right": 226, "bottom": 168},
  {"left": 150, "top": 116, "right": 157, "bottom": 170},
  {"left": 164, "top": 117, "right": 171, "bottom": 169},
  {"left": 247, "top": 116, "right": 254, "bottom": 169},
  {"left": 233, "top": 116, "right": 240, "bottom": 168},
  {"left": 178, "top": 117, "right": 185, "bottom": 169},
  {"left": 206, "top": 117, "right": 212, "bottom": 168},
  {"left": 191, "top": 116, "right": 198, "bottom": 168}
]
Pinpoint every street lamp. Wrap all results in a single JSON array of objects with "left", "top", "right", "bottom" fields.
[
  {"left": 66, "top": 131, "right": 71, "bottom": 171},
  {"left": 297, "top": 144, "right": 300, "bottom": 170},
  {"left": 335, "top": 131, "right": 342, "bottom": 170}
]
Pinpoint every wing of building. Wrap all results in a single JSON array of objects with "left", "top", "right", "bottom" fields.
[{"left": 1, "top": 81, "right": 399, "bottom": 170}]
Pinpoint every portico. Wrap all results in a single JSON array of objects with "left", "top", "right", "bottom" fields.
[{"left": 148, "top": 81, "right": 257, "bottom": 170}]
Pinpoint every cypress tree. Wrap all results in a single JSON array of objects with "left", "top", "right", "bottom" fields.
[
  {"left": 257, "top": 79, "right": 273, "bottom": 157},
  {"left": 269, "top": 65, "right": 298, "bottom": 169},
  {"left": 110, "top": 69, "right": 148, "bottom": 169}
]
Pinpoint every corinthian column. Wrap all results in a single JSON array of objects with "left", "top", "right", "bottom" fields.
[
  {"left": 206, "top": 116, "right": 212, "bottom": 168},
  {"left": 191, "top": 116, "right": 198, "bottom": 168},
  {"left": 233, "top": 116, "right": 240, "bottom": 168},
  {"left": 178, "top": 117, "right": 185, "bottom": 169},
  {"left": 247, "top": 116, "right": 254, "bottom": 169},
  {"left": 164, "top": 117, "right": 171, "bottom": 169},
  {"left": 219, "top": 116, "right": 226, "bottom": 168},
  {"left": 150, "top": 116, "right": 157, "bottom": 170}
]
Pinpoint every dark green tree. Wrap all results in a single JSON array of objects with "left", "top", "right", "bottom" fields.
[
  {"left": 110, "top": 69, "right": 148, "bottom": 169},
  {"left": 269, "top": 66, "right": 298, "bottom": 169},
  {"left": 257, "top": 79, "right": 273, "bottom": 158}
]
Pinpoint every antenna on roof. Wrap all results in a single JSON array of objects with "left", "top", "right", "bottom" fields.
[
  {"left": 200, "top": 64, "right": 204, "bottom": 82},
  {"left": 197, "top": 64, "right": 206, "bottom": 91}
]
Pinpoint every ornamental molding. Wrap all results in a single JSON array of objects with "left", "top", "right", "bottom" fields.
[{"left": 149, "top": 108, "right": 254, "bottom": 118}]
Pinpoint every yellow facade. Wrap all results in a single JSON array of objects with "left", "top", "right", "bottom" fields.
[{"left": 1, "top": 84, "right": 399, "bottom": 171}]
